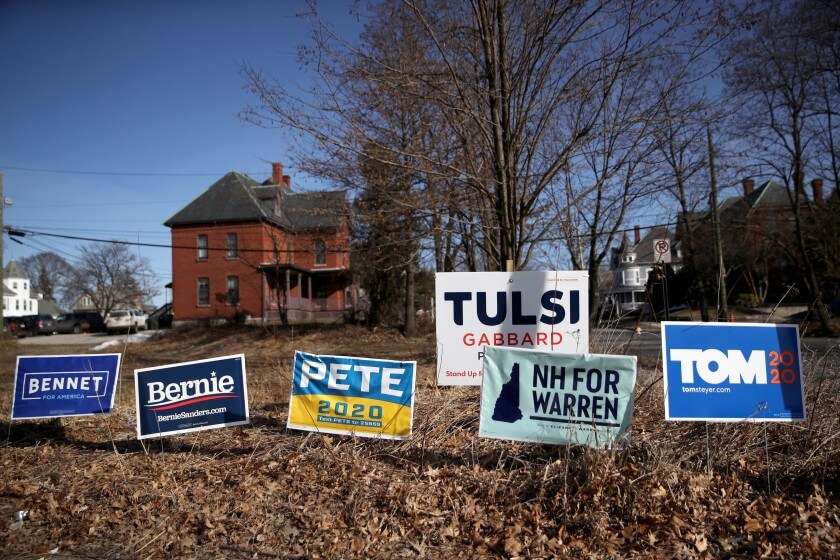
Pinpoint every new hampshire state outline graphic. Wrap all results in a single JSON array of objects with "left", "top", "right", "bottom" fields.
[{"left": 491, "top": 362, "right": 523, "bottom": 423}]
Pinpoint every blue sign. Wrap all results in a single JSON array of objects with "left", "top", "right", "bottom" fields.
[
  {"left": 11, "top": 354, "right": 121, "bottom": 420},
  {"left": 662, "top": 322, "right": 805, "bottom": 422},
  {"left": 134, "top": 354, "right": 249, "bottom": 439}
]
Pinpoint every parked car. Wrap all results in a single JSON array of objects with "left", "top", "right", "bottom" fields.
[
  {"left": 54, "top": 311, "right": 106, "bottom": 334},
  {"left": 132, "top": 308, "right": 149, "bottom": 329},
  {"left": 105, "top": 309, "right": 146, "bottom": 333},
  {"left": 8, "top": 314, "right": 56, "bottom": 337},
  {"left": 146, "top": 303, "right": 173, "bottom": 330}
]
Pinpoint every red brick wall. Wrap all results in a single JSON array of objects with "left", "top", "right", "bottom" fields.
[
  {"left": 170, "top": 223, "right": 278, "bottom": 321},
  {"left": 288, "top": 224, "right": 351, "bottom": 270},
  {"left": 170, "top": 221, "right": 350, "bottom": 322}
]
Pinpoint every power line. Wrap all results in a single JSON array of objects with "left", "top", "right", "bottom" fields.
[
  {"left": 0, "top": 165, "right": 270, "bottom": 178},
  {"left": 5, "top": 225, "right": 350, "bottom": 255}
]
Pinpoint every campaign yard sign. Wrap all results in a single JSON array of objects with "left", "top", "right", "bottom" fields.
[
  {"left": 11, "top": 354, "right": 121, "bottom": 420},
  {"left": 479, "top": 346, "right": 636, "bottom": 448},
  {"left": 435, "top": 271, "right": 589, "bottom": 386},
  {"left": 662, "top": 322, "right": 805, "bottom": 422},
  {"left": 287, "top": 351, "right": 416, "bottom": 440},
  {"left": 135, "top": 354, "right": 249, "bottom": 439}
]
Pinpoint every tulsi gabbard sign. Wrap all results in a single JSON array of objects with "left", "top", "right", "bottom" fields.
[
  {"left": 435, "top": 271, "right": 589, "bottom": 386},
  {"left": 134, "top": 354, "right": 249, "bottom": 439},
  {"left": 11, "top": 354, "right": 121, "bottom": 420},
  {"left": 479, "top": 346, "right": 636, "bottom": 448},
  {"left": 287, "top": 351, "right": 416, "bottom": 440},
  {"left": 662, "top": 322, "right": 805, "bottom": 422}
]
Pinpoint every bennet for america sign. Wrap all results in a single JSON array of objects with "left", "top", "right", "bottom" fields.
[
  {"left": 134, "top": 354, "right": 249, "bottom": 439},
  {"left": 435, "top": 271, "right": 589, "bottom": 386}
]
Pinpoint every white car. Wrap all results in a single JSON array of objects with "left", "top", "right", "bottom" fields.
[{"left": 105, "top": 309, "right": 147, "bottom": 333}]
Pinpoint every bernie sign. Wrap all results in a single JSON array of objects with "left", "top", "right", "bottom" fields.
[
  {"left": 479, "top": 346, "right": 636, "bottom": 448},
  {"left": 134, "top": 354, "right": 249, "bottom": 439},
  {"left": 662, "top": 322, "right": 805, "bottom": 422},
  {"left": 287, "top": 351, "right": 416, "bottom": 440},
  {"left": 434, "top": 271, "right": 589, "bottom": 386},
  {"left": 11, "top": 354, "right": 122, "bottom": 420}
]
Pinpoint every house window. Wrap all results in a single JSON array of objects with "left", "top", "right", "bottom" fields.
[
  {"left": 197, "top": 235, "right": 208, "bottom": 261},
  {"left": 314, "top": 239, "right": 326, "bottom": 265},
  {"left": 226, "top": 233, "right": 238, "bottom": 258},
  {"left": 23, "top": 282, "right": 27, "bottom": 291},
  {"left": 197, "top": 277, "right": 210, "bottom": 306},
  {"left": 12, "top": 281, "right": 17, "bottom": 290},
  {"left": 15, "top": 300, "right": 19, "bottom": 310},
  {"left": 227, "top": 276, "right": 239, "bottom": 305},
  {"left": 301, "top": 276, "right": 309, "bottom": 298}
]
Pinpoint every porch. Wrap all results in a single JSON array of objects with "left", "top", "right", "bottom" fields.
[{"left": 260, "top": 264, "right": 353, "bottom": 324}]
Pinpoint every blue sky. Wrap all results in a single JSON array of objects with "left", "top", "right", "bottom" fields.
[{"left": 0, "top": 0, "right": 363, "bottom": 306}]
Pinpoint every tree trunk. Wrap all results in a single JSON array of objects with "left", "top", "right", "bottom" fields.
[{"left": 404, "top": 258, "right": 416, "bottom": 336}]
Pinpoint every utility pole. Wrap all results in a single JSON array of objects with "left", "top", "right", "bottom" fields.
[
  {"left": 707, "top": 125, "right": 729, "bottom": 321},
  {"left": 0, "top": 172, "right": 4, "bottom": 331}
]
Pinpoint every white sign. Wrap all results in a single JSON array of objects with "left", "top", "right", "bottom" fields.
[
  {"left": 434, "top": 271, "right": 589, "bottom": 386},
  {"left": 653, "top": 239, "right": 672, "bottom": 264}
]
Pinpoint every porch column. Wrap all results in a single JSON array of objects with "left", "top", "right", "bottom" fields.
[
  {"left": 297, "top": 272, "right": 302, "bottom": 298},
  {"left": 285, "top": 269, "right": 290, "bottom": 297},
  {"left": 308, "top": 275, "right": 312, "bottom": 300}
]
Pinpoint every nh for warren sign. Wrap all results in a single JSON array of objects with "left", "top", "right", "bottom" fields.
[{"left": 435, "top": 271, "right": 589, "bottom": 386}]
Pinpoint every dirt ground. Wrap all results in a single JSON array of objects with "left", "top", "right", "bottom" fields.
[{"left": 1, "top": 325, "right": 838, "bottom": 559}]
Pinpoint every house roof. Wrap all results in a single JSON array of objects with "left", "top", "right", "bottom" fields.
[
  {"left": 38, "top": 299, "right": 64, "bottom": 316},
  {"left": 3, "top": 260, "right": 27, "bottom": 279},
  {"left": 719, "top": 180, "right": 791, "bottom": 219},
  {"left": 164, "top": 171, "right": 346, "bottom": 232},
  {"left": 628, "top": 226, "right": 673, "bottom": 263},
  {"left": 3, "top": 285, "right": 16, "bottom": 297}
]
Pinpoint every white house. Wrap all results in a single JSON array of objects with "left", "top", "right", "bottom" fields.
[
  {"left": 605, "top": 226, "right": 681, "bottom": 313},
  {"left": 3, "top": 261, "right": 38, "bottom": 317}
]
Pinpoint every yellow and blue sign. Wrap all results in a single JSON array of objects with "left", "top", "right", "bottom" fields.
[
  {"left": 479, "top": 346, "right": 636, "bottom": 448},
  {"left": 662, "top": 322, "right": 805, "bottom": 422},
  {"left": 11, "top": 353, "right": 122, "bottom": 420},
  {"left": 287, "top": 351, "right": 416, "bottom": 440}
]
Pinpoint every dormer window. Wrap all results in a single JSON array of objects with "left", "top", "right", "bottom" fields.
[
  {"left": 314, "top": 239, "right": 326, "bottom": 266},
  {"left": 623, "top": 253, "right": 635, "bottom": 263}
]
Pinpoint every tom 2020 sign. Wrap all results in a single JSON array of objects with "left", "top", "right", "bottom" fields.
[
  {"left": 11, "top": 353, "right": 121, "bottom": 420},
  {"left": 662, "top": 322, "right": 805, "bottom": 422},
  {"left": 134, "top": 354, "right": 250, "bottom": 439},
  {"left": 435, "top": 271, "right": 589, "bottom": 386},
  {"left": 287, "top": 351, "right": 416, "bottom": 440}
]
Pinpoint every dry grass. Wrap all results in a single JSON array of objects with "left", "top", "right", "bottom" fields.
[{"left": 1, "top": 325, "right": 838, "bottom": 559}]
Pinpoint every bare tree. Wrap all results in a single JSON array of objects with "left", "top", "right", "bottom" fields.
[
  {"left": 556, "top": 50, "right": 663, "bottom": 318},
  {"left": 243, "top": 0, "right": 695, "bottom": 272},
  {"left": 65, "top": 243, "right": 157, "bottom": 316},
  {"left": 18, "top": 252, "right": 75, "bottom": 304},
  {"left": 724, "top": 0, "right": 836, "bottom": 333}
]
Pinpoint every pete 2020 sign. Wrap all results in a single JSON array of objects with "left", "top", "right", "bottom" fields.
[
  {"left": 11, "top": 354, "right": 121, "bottom": 420},
  {"left": 287, "top": 351, "right": 416, "bottom": 440},
  {"left": 479, "top": 346, "right": 636, "bottom": 448},
  {"left": 435, "top": 271, "right": 589, "bottom": 386},
  {"left": 135, "top": 354, "right": 250, "bottom": 439},
  {"left": 662, "top": 322, "right": 805, "bottom": 422}
]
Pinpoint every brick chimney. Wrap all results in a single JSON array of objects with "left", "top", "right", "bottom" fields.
[
  {"left": 634, "top": 225, "right": 641, "bottom": 245},
  {"left": 282, "top": 174, "right": 291, "bottom": 189},
  {"left": 271, "top": 162, "right": 283, "bottom": 186},
  {"left": 811, "top": 178, "right": 823, "bottom": 202},
  {"left": 742, "top": 177, "right": 754, "bottom": 197}
]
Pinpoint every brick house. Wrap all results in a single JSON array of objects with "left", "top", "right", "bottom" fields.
[{"left": 164, "top": 163, "right": 352, "bottom": 324}]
